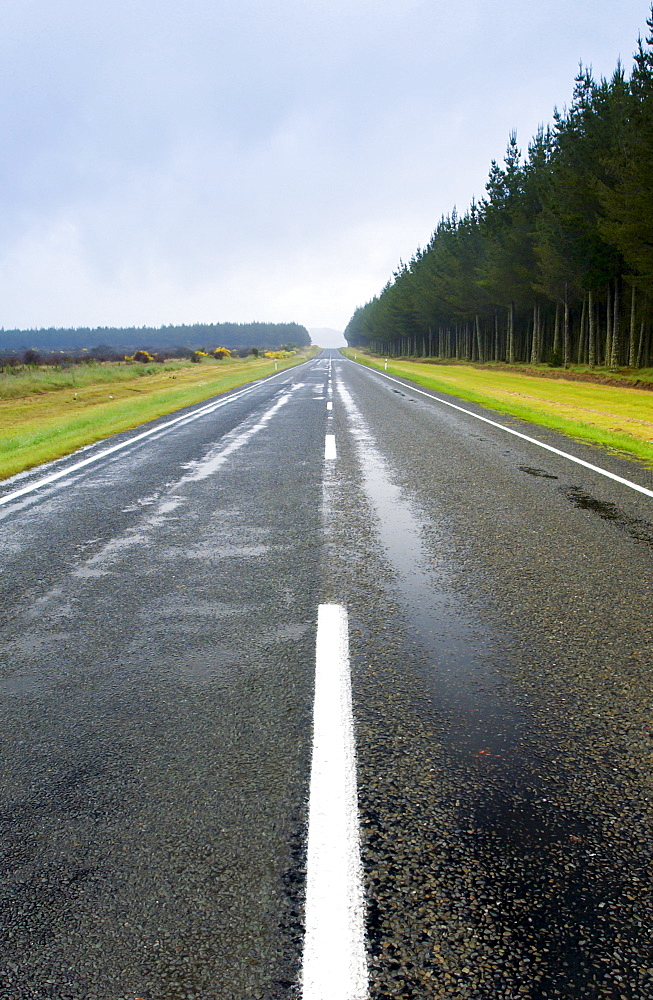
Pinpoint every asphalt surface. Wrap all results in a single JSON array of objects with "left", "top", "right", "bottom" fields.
[{"left": 0, "top": 350, "right": 651, "bottom": 999}]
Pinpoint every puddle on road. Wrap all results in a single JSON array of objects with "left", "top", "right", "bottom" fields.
[
  {"left": 0, "top": 671, "right": 43, "bottom": 696},
  {"left": 566, "top": 485, "right": 653, "bottom": 547},
  {"left": 519, "top": 465, "right": 559, "bottom": 480},
  {"left": 337, "top": 380, "right": 523, "bottom": 761}
]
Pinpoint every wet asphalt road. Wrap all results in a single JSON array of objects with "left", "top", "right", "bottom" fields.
[{"left": 0, "top": 350, "right": 651, "bottom": 999}]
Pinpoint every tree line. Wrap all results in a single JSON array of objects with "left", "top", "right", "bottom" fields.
[
  {"left": 345, "top": 8, "right": 653, "bottom": 370},
  {"left": 0, "top": 321, "right": 311, "bottom": 353}
]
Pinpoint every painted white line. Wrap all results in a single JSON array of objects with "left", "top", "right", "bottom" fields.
[
  {"left": 181, "top": 389, "right": 295, "bottom": 481},
  {"left": 327, "top": 401, "right": 333, "bottom": 411},
  {"left": 350, "top": 362, "right": 653, "bottom": 500},
  {"left": 0, "top": 369, "right": 299, "bottom": 508},
  {"left": 324, "top": 434, "right": 337, "bottom": 460},
  {"left": 302, "top": 604, "right": 367, "bottom": 1000}
]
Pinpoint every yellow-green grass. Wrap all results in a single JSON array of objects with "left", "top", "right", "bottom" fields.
[
  {"left": 1, "top": 349, "right": 318, "bottom": 480},
  {"left": 342, "top": 349, "right": 653, "bottom": 466},
  {"left": 0, "top": 359, "right": 195, "bottom": 399}
]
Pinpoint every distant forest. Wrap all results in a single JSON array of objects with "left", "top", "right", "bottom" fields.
[
  {"left": 346, "top": 8, "right": 653, "bottom": 369},
  {"left": 0, "top": 321, "right": 311, "bottom": 353}
]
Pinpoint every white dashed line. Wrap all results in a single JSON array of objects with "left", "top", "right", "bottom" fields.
[
  {"left": 302, "top": 604, "right": 367, "bottom": 1000},
  {"left": 327, "top": 402, "right": 333, "bottom": 411},
  {"left": 325, "top": 435, "right": 337, "bottom": 460}
]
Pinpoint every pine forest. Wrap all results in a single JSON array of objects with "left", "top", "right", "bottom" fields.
[{"left": 345, "top": 8, "right": 653, "bottom": 371}]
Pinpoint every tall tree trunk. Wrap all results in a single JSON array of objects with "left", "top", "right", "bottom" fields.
[
  {"left": 537, "top": 301, "right": 542, "bottom": 363},
  {"left": 604, "top": 286, "right": 612, "bottom": 366},
  {"left": 628, "top": 284, "right": 637, "bottom": 367},
  {"left": 553, "top": 301, "right": 561, "bottom": 356},
  {"left": 494, "top": 312, "right": 499, "bottom": 361},
  {"left": 508, "top": 303, "right": 515, "bottom": 364},
  {"left": 577, "top": 295, "right": 587, "bottom": 364},
  {"left": 475, "top": 314, "right": 483, "bottom": 363},
  {"left": 588, "top": 289, "right": 596, "bottom": 368},
  {"left": 530, "top": 302, "right": 538, "bottom": 365},
  {"left": 563, "top": 293, "right": 571, "bottom": 367},
  {"left": 637, "top": 320, "right": 646, "bottom": 368},
  {"left": 610, "top": 278, "right": 620, "bottom": 370}
]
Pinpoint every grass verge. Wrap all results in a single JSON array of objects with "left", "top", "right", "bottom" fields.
[
  {"left": 341, "top": 349, "right": 653, "bottom": 467},
  {"left": 1, "top": 349, "right": 318, "bottom": 481}
]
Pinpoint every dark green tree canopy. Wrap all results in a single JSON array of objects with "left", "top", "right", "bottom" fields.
[
  {"left": 0, "top": 321, "right": 311, "bottom": 353},
  {"left": 345, "top": 7, "right": 653, "bottom": 370}
]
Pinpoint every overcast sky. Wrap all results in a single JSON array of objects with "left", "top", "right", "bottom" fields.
[{"left": 0, "top": 1, "right": 647, "bottom": 337}]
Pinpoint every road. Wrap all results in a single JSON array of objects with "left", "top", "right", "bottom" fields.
[{"left": 0, "top": 350, "right": 651, "bottom": 1000}]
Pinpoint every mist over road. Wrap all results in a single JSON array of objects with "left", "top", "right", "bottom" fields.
[{"left": 0, "top": 351, "right": 650, "bottom": 999}]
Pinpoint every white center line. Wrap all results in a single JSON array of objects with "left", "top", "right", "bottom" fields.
[
  {"left": 325, "top": 434, "right": 337, "bottom": 460},
  {"left": 352, "top": 362, "right": 653, "bottom": 500},
  {"left": 327, "top": 401, "right": 333, "bottom": 411},
  {"left": 302, "top": 604, "right": 367, "bottom": 1000}
]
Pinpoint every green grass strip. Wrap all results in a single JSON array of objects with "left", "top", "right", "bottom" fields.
[
  {"left": 1, "top": 350, "right": 318, "bottom": 480},
  {"left": 342, "top": 349, "right": 653, "bottom": 468}
]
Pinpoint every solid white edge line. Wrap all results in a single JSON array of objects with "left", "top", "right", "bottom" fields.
[
  {"left": 0, "top": 360, "right": 316, "bottom": 507},
  {"left": 325, "top": 434, "right": 337, "bottom": 460},
  {"left": 346, "top": 359, "right": 653, "bottom": 500},
  {"left": 302, "top": 604, "right": 367, "bottom": 1000}
]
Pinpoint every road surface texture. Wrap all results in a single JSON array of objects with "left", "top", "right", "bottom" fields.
[{"left": 0, "top": 350, "right": 651, "bottom": 999}]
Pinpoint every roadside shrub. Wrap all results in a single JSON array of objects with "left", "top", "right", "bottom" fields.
[{"left": 124, "top": 350, "right": 155, "bottom": 363}]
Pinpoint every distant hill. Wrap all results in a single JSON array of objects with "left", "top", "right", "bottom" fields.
[
  {"left": 0, "top": 321, "right": 311, "bottom": 353},
  {"left": 309, "top": 327, "right": 345, "bottom": 348}
]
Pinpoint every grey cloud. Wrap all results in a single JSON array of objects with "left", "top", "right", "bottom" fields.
[{"left": 0, "top": 0, "right": 646, "bottom": 331}]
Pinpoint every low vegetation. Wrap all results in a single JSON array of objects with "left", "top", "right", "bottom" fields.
[
  {"left": 1, "top": 348, "right": 318, "bottom": 481},
  {"left": 0, "top": 320, "right": 311, "bottom": 353},
  {"left": 343, "top": 349, "right": 653, "bottom": 467}
]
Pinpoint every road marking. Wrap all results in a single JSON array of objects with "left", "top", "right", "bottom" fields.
[
  {"left": 353, "top": 363, "right": 653, "bottom": 500},
  {"left": 327, "top": 401, "right": 333, "bottom": 411},
  {"left": 181, "top": 390, "right": 295, "bottom": 481},
  {"left": 303, "top": 604, "right": 367, "bottom": 1000},
  {"left": 325, "top": 434, "right": 337, "bottom": 460},
  {"left": 0, "top": 368, "right": 302, "bottom": 508}
]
